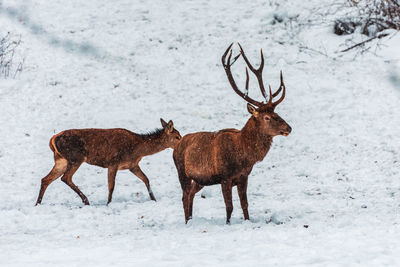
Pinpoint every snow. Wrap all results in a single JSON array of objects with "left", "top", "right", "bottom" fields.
[{"left": 0, "top": 0, "right": 399, "bottom": 266}]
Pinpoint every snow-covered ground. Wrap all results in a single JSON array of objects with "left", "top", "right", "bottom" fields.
[{"left": 0, "top": 0, "right": 399, "bottom": 266}]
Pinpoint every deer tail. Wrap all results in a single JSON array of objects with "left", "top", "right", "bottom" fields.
[{"left": 49, "top": 132, "right": 64, "bottom": 157}]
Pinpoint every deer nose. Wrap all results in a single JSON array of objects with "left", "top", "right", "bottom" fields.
[{"left": 281, "top": 125, "right": 292, "bottom": 136}]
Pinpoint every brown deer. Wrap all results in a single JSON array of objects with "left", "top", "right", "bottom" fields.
[
  {"left": 173, "top": 43, "right": 292, "bottom": 224},
  {"left": 35, "top": 119, "right": 181, "bottom": 206}
]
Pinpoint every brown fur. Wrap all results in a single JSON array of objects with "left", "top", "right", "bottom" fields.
[
  {"left": 35, "top": 119, "right": 181, "bottom": 205},
  {"left": 173, "top": 44, "right": 292, "bottom": 224},
  {"left": 173, "top": 110, "right": 291, "bottom": 223}
]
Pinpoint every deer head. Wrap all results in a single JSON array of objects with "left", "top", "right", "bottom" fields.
[
  {"left": 222, "top": 43, "right": 292, "bottom": 137},
  {"left": 160, "top": 118, "right": 182, "bottom": 147}
]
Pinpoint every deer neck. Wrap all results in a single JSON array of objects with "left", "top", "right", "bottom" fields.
[
  {"left": 240, "top": 117, "right": 273, "bottom": 161},
  {"left": 138, "top": 130, "right": 169, "bottom": 156}
]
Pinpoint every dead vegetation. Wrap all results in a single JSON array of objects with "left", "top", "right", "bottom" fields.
[
  {"left": 0, "top": 32, "right": 24, "bottom": 78},
  {"left": 335, "top": 0, "right": 400, "bottom": 52}
]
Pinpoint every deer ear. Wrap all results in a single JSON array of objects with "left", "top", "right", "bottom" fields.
[
  {"left": 165, "top": 120, "right": 174, "bottom": 133},
  {"left": 167, "top": 120, "right": 174, "bottom": 130},
  {"left": 247, "top": 103, "right": 259, "bottom": 117},
  {"left": 160, "top": 118, "right": 167, "bottom": 128}
]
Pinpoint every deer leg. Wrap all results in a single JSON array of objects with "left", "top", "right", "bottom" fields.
[
  {"left": 176, "top": 169, "right": 192, "bottom": 223},
  {"left": 107, "top": 166, "right": 118, "bottom": 204},
  {"left": 180, "top": 182, "right": 192, "bottom": 223},
  {"left": 35, "top": 158, "right": 68, "bottom": 205},
  {"left": 60, "top": 163, "right": 89, "bottom": 205},
  {"left": 182, "top": 189, "right": 191, "bottom": 223},
  {"left": 130, "top": 166, "right": 156, "bottom": 201},
  {"left": 221, "top": 180, "right": 233, "bottom": 224},
  {"left": 237, "top": 176, "right": 250, "bottom": 220},
  {"left": 188, "top": 181, "right": 203, "bottom": 219}
]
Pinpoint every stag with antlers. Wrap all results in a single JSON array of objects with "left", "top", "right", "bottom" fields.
[{"left": 173, "top": 43, "right": 292, "bottom": 224}]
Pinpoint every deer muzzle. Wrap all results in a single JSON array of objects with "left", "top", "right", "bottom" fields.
[{"left": 280, "top": 125, "right": 292, "bottom": 136}]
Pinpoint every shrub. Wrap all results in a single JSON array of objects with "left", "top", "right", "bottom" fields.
[{"left": 0, "top": 32, "right": 24, "bottom": 78}]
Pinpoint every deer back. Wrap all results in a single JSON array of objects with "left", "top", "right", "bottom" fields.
[
  {"left": 173, "top": 126, "right": 268, "bottom": 185},
  {"left": 54, "top": 129, "right": 141, "bottom": 167}
]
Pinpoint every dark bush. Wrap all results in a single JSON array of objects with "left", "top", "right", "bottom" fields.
[
  {"left": 334, "top": 20, "right": 360, "bottom": 35},
  {"left": 335, "top": 0, "right": 400, "bottom": 37}
]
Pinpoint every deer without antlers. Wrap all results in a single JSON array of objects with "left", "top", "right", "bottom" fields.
[
  {"left": 35, "top": 119, "right": 181, "bottom": 206},
  {"left": 173, "top": 43, "right": 292, "bottom": 224}
]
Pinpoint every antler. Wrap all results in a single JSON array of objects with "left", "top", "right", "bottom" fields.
[
  {"left": 266, "top": 71, "right": 286, "bottom": 109},
  {"left": 221, "top": 43, "right": 263, "bottom": 107},
  {"left": 222, "top": 43, "right": 286, "bottom": 110},
  {"left": 238, "top": 43, "right": 268, "bottom": 102},
  {"left": 239, "top": 43, "right": 286, "bottom": 109},
  {"left": 270, "top": 70, "right": 286, "bottom": 107}
]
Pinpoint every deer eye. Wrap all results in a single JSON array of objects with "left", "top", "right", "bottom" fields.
[
  {"left": 264, "top": 116, "right": 271, "bottom": 121},
  {"left": 175, "top": 136, "right": 180, "bottom": 140}
]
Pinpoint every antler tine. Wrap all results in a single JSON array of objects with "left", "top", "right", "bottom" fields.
[
  {"left": 259, "top": 49, "right": 265, "bottom": 72},
  {"left": 272, "top": 87, "right": 282, "bottom": 98},
  {"left": 270, "top": 70, "right": 283, "bottom": 97},
  {"left": 268, "top": 85, "right": 273, "bottom": 104},
  {"left": 238, "top": 43, "right": 256, "bottom": 72},
  {"left": 245, "top": 68, "right": 250, "bottom": 94},
  {"left": 258, "top": 49, "right": 268, "bottom": 100},
  {"left": 238, "top": 43, "right": 268, "bottom": 102},
  {"left": 221, "top": 44, "right": 263, "bottom": 107},
  {"left": 231, "top": 53, "right": 241, "bottom": 66},
  {"left": 272, "top": 70, "right": 286, "bottom": 107}
]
